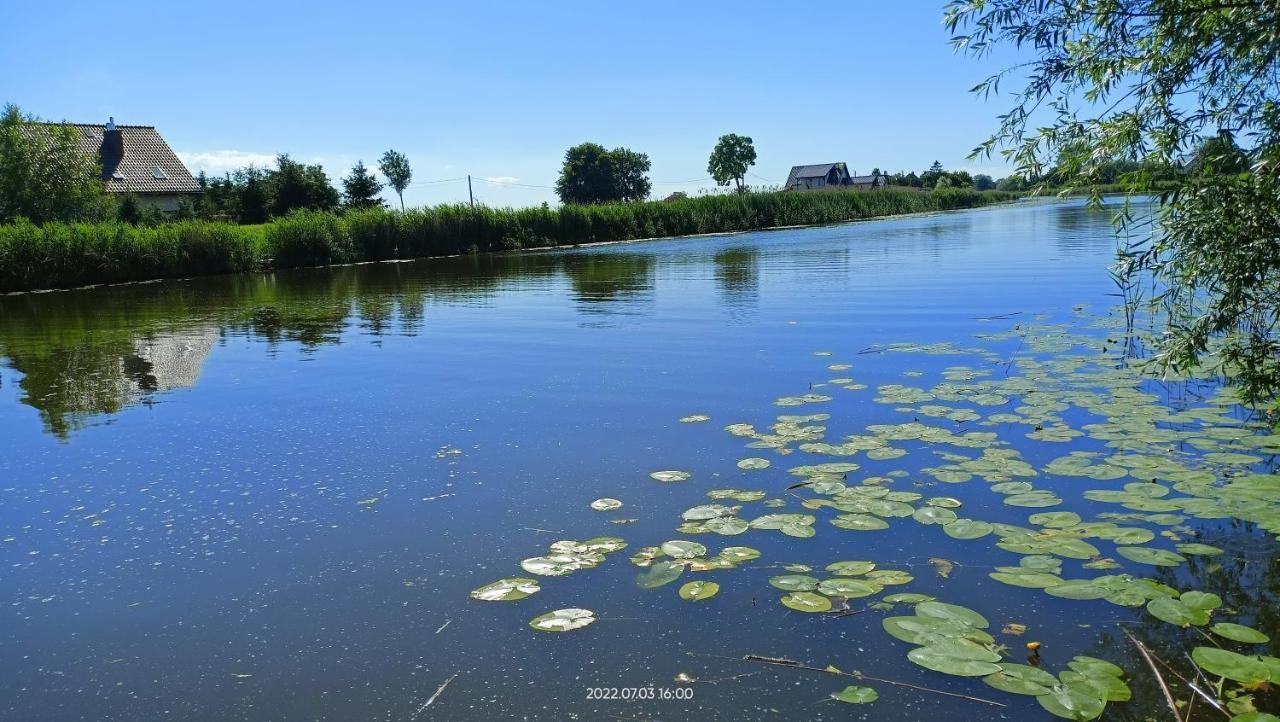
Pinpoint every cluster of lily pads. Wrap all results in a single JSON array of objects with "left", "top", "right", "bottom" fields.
[
  {"left": 469, "top": 535, "right": 627, "bottom": 631},
  {"left": 884, "top": 596, "right": 1132, "bottom": 718},
  {"left": 469, "top": 313, "right": 1280, "bottom": 719},
  {"left": 768, "top": 561, "right": 914, "bottom": 613}
]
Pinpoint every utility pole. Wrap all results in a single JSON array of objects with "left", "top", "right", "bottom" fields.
[{"left": 468, "top": 175, "right": 474, "bottom": 209}]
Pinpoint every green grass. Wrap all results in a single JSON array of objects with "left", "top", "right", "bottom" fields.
[{"left": 0, "top": 188, "right": 1015, "bottom": 292}]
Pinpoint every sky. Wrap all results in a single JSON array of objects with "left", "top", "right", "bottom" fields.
[{"left": 1, "top": 1, "right": 1027, "bottom": 209}]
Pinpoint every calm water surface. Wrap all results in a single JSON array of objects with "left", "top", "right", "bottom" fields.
[{"left": 2, "top": 199, "right": 1276, "bottom": 721}]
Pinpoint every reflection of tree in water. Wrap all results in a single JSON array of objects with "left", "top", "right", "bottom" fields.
[
  {"left": 0, "top": 256, "right": 553, "bottom": 437},
  {"left": 1083, "top": 522, "right": 1280, "bottom": 719},
  {"left": 713, "top": 247, "right": 759, "bottom": 312},
  {"left": 562, "top": 253, "right": 655, "bottom": 314}
]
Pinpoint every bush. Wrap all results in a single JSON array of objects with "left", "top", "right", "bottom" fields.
[{"left": 0, "top": 189, "right": 1016, "bottom": 291}]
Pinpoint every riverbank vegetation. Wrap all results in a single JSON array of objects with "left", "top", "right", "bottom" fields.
[
  {"left": 949, "top": 0, "right": 1280, "bottom": 408},
  {"left": 0, "top": 188, "right": 1013, "bottom": 292}
]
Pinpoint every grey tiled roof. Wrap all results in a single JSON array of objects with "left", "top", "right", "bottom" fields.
[
  {"left": 20, "top": 123, "right": 201, "bottom": 195},
  {"left": 785, "top": 163, "right": 847, "bottom": 188}
]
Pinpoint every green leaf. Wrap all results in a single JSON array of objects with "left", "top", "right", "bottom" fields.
[
  {"left": 831, "top": 685, "right": 879, "bottom": 704},
  {"left": 678, "top": 581, "right": 720, "bottom": 601},
  {"left": 781, "top": 591, "right": 833, "bottom": 613},
  {"left": 907, "top": 639, "right": 1002, "bottom": 677},
  {"left": 1192, "top": 647, "right": 1272, "bottom": 685},
  {"left": 1036, "top": 684, "right": 1106, "bottom": 720},
  {"left": 1211, "top": 623, "right": 1270, "bottom": 644}
]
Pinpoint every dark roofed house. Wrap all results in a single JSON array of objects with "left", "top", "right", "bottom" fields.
[
  {"left": 784, "top": 163, "right": 890, "bottom": 192},
  {"left": 847, "top": 173, "right": 889, "bottom": 190},
  {"left": 22, "top": 117, "right": 201, "bottom": 213},
  {"left": 784, "top": 162, "right": 852, "bottom": 191}
]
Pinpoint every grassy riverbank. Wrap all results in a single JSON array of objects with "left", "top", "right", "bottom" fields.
[{"left": 0, "top": 188, "right": 1015, "bottom": 292}]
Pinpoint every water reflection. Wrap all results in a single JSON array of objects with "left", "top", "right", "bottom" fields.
[
  {"left": 0, "top": 200, "right": 1135, "bottom": 439},
  {"left": 713, "top": 247, "right": 759, "bottom": 314}
]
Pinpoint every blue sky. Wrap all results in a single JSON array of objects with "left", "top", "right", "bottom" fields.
[{"left": 2, "top": 1, "right": 1025, "bottom": 208}]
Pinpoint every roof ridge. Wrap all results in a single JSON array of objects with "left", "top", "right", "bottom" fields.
[{"left": 31, "top": 122, "right": 158, "bottom": 129}]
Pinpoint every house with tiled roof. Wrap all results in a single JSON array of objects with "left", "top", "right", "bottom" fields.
[
  {"left": 21, "top": 117, "right": 201, "bottom": 212},
  {"left": 783, "top": 163, "right": 890, "bottom": 192}
]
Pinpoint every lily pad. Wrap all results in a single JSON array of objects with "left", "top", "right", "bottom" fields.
[
  {"left": 650, "top": 470, "right": 692, "bottom": 483},
  {"left": 831, "top": 685, "right": 878, "bottom": 704},
  {"left": 470, "top": 577, "right": 541, "bottom": 602},
  {"left": 1191, "top": 647, "right": 1272, "bottom": 685},
  {"left": 529, "top": 608, "right": 596, "bottom": 632},
  {"left": 737, "top": 457, "right": 771, "bottom": 470},
  {"left": 907, "top": 639, "right": 1001, "bottom": 677},
  {"left": 678, "top": 581, "right": 720, "bottom": 601},
  {"left": 781, "top": 591, "right": 833, "bottom": 613},
  {"left": 1116, "top": 546, "right": 1187, "bottom": 567},
  {"left": 590, "top": 498, "right": 623, "bottom": 511},
  {"left": 636, "top": 561, "right": 684, "bottom": 589},
  {"left": 661, "top": 540, "right": 707, "bottom": 559},
  {"left": 769, "top": 574, "right": 819, "bottom": 592},
  {"left": 1211, "top": 622, "right": 1270, "bottom": 644}
]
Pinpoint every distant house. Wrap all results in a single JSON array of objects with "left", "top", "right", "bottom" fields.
[
  {"left": 784, "top": 163, "right": 852, "bottom": 191},
  {"left": 847, "top": 173, "right": 889, "bottom": 190},
  {"left": 784, "top": 163, "right": 890, "bottom": 191},
  {"left": 22, "top": 117, "right": 201, "bottom": 212}
]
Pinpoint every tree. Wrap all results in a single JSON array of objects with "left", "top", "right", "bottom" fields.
[
  {"left": 271, "top": 154, "right": 339, "bottom": 216},
  {"left": 921, "top": 160, "right": 946, "bottom": 188},
  {"left": 973, "top": 174, "right": 996, "bottom": 191},
  {"left": 116, "top": 194, "right": 143, "bottom": 224},
  {"left": 235, "top": 166, "right": 271, "bottom": 224},
  {"left": 378, "top": 150, "right": 412, "bottom": 210},
  {"left": 342, "top": 161, "right": 385, "bottom": 210},
  {"left": 0, "top": 104, "right": 110, "bottom": 223},
  {"left": 947, "top": 0, "right": 1280, "bottom": 403},
  {"left": 707, "top": 133, "right": 757, "bottom": 193},
  {"left": 555, "top": 142, "right": 652, "bottom": 205},
  {"left": 1188, "top": 132, "right": 1250, "bottom": 177}
]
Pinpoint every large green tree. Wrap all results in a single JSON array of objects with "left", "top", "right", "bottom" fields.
[
  {"left": 555, "top": 142, "right": 651, "bottom": 205},
  {"left": 378, "top": 150, "right": 412, "bottom": 210},
  {"left": 0, "top": 104, "right": 110, "bottom": 223},
  {"left": 341, "top": 160, "right": 385, "bottom": 210},
  {"left": 707, "top": 133, "right": 757, "bottom": 193},
  {"left": 948, "top": 0, "right": 1280, "bottom": 403},
  {"left": 270, "top": 154, "right": 339, "bottom": 216}
]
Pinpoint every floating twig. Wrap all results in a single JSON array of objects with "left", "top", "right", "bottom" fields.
[
  {"left": 410, "top": 672, "right": 458, "bottom": 720},
  {"left": 521, "top": 527, "right": 563, "bottom": 534},
  {"left": 421, "top": 493, "right": 455, "bottom": 503},
  {"left": 1122, "top": 629, "right": 1184, "bottom": 722},
  {"left": 435, "top": 619, "right": 451, "bottom": 635},
  {"left": 687, "top": 651, "right": 1005, "bottom": 707}
]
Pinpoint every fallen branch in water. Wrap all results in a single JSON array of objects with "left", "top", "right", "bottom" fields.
[
  {"left": 686, "top": 651, "right": 1005, "bottom": 707},
  {"left": 1122, "top": 629, "right": 1186, "bottom": 722},
  {"left": 435, "top": 619, "right": 451, "bottom": 635},
  {"left": 410, "top": 672, "right": 458, "bottom": 720}
]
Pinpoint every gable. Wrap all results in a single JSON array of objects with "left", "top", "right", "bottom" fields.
[{"left": 20, "top": 123, "right": 202, "bottom": 195}]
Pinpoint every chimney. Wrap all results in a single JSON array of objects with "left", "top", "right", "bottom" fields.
[{"left": 102, "top": 117, "right": 124, "bottom": 179}]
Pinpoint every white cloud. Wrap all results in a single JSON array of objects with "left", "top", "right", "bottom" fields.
[
  {"left": 484, "top": 176, "right": 520, "bottom": 188},
  {"left": 176, "top": 150, "right": 278, "bottom": 175}
]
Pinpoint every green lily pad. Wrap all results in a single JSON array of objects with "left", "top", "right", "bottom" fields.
[
  {"left": 817, "top": 578, "right": 881, "bottom": 598},
  {"left": 826, "top": 560, "right": 876, "bottom": 576},
  {"left": 737, "top": 457, "right": 771, "bottom": 470},
  {"left": 470, "top": 577, "right": 541, "bottom": 602},
  {"left": 983, "top": 663, "right": 1057, "bottom": 695},
  {"left": 831, "top": 685, "right": 879, "bottom": 704},
  {"left": 943, "top": 518, "right": 994, "bottom": 539},
  {"left": 907, "top": 639, "right": 1002, "bottom": 677},
  {"left": 1191, "top": 647, "right": 1272, "bottom": 685},
  {"left": 719, "top": 546, "right": 761, "bottom": 562},
  {"left": 1211, "top": 623, "right": 1270, "bottom": 643},
  {"left": 529, "top": 608, "right": 596, "bottom": 632},
  {"left": 678, "top": 581, "right": 720, "bottom": 601},
  {"left": 650, "top": 470, "right": 691, "bottom": 483},
  {"left": 1146, "top": 596, "right": 1210, "bottom": 627},
  {"left": 781, "top": 591, "right": 833, "bottom": 613},
  {"left": 660, "top": 540, "right": 707, "bottom": 559},
  {"left": 916, "top": 601, "right": 989, "bottom": 628},
  {"left": 590, "top": 498, "right": 623, "bottom": 511},
  {"left": 1115, "top": 546, "right": 1186, "bottom": 566},
  {"left": 636, "top": 561, "right": 684, "bottom": 589},
  {"left": 831, "top": 513, "right": 890, "bottom": 531},
  {"left": 769, "top": 574, "right": 819, "bottom": 591},
  {"left": 1036, "top": 683, "right": 1106, "bottom": 720}
]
